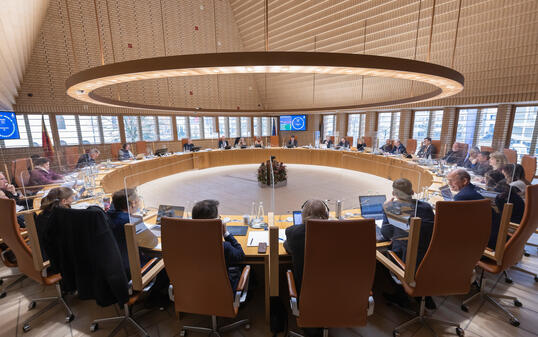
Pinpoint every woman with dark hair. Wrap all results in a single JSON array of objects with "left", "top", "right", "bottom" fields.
[
  {"left": 118, "top": 143, "right": 135, "bottom": 160},
  {"left": 501, "top": 163, "right": 529, "bottom": 200},
  {"left": 29, "top": 157, "right": 63, "bottom": 186}
]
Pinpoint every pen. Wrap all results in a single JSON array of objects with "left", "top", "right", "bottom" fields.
[{"left": 250, "top": 238, "right": 253, "bottom": 245}]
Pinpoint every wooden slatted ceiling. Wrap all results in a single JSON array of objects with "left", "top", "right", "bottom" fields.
[{"left": 9, "top": 0, "right": 538, "bottom": 115}]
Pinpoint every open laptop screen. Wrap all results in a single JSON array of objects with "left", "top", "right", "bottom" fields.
[
  {"left": 156, "top": 205, "right": 185, "bottom": 225},
  {"left": 359, "top": 195, "right": 387, "bottom": 220}
]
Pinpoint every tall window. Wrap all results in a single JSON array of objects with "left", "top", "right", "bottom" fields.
[
  {"left": 189, "top": 117, "right": 201, "bottom": 140},
  {"left": 123, "top": 116, "right": 140, "bottom": 142},
  {"left": 157, "top": 116, "right": 173, "bottom": 141},
  {"left": 413, "top": 111, "right": 430, "bottom": 140},
  {"left": 176, "top": 116, "right": 189, "bottom": 139},
  {"left": 3, "top": 114, "right": 29, "bottom": 148},
  {"left": 323, "top": 115, "right": 335, "bottom": 137},
  {"left": 218, "top": 117, "right": 228, "bottom": 137},
  {"left": 79, "top": 115, "right": 101, "bottom": 144},
  {"left": 253, "top": 117, "right": 261, "bottom": 137},
  {"left": 140, "top": 116, "right": 157, "bottom": 141},
  {"left": 229, "top": 117, "right": 239, "bottom": 138},
  {"left": 203, "top": 117, "right": 218, "bottom": 139},
  {"left": 27, "top": 115, "right": 53, "bottom": 147},
  {"left": 240, "top": 117, "right": 251, "bottom": 137},
  {"left": 430, "top": 110, "right": 443, "bottom": 140},
  {"left": 261, "top": 117, "right": 271, "bottom": 136},
  {"left": 510, "top": 106, "right": 538, "bottom": 162},
  {"left": 101, "top": 116, "right": 121, "bottom": 143},
  {"left": 56, "top": 115, "right": 79, "bottom": 145},
  {"left": 377, "top": 113, "right": 392, "bottom": 140},
  {"left": 391, "top": 112, "right": 400, "bottom": 140},
  {"left": 347, "top": 114, "right": 366, "bottom": 139},
  {"left": 455, "top": 108, "right": 497, "bottom": 146}
]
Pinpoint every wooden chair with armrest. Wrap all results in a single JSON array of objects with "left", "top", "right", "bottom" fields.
[
  {"left": 462, "top": 185, "right": 538, "bottom": 327},
  {"left": 286, "top": 219, "right": 376, "bottom": 337},
  {"left": 363, "top": 136, "right": 372, "bottom": 147},
  {"left": 0, "top": 200, "right": 74, "bottom": 332},
  {"left": 430, "top": 140, "right": 442, "bottom": 158},
  {"left": 378, "top": 199, "right": 492, "bottom": 337},
  {"left": 406, "top": 139, "right": 417, "bottom": 155},
  {"left": 11, "top": 158, "right": 32, "bottom": 188},
  {"left": 521, "top": 155, "right": 536, "bottom": 182},
  {"left": 110, "top": 143, "right": 123, "bottom": 161},
  {"left": 503, "top": 148, "right": 517, "bottom": 164},
  {"left": 481, "top": 146, "right": 495, "bottom": 153},
  {"left": 161, "top": 218, "right": 251, "bottom": 337}
]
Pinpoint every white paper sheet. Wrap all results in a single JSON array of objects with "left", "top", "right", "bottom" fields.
[{"left": 246, "top": 229, "right": 287, "bottom": 246}]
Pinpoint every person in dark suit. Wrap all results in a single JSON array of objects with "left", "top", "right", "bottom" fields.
[
  {"left": 338, "top": 137, "right": 350, "bottom": 148},
  {"left": 183, "top": 138, "right": 195, "bottom": 151},
  {"left": 283, "top": 199, "right": 329, "bottom": 293},
  {"left": 76, "top": 148, "right": 100, "bottom": 169},
  {"left": 447, "top": 169, "right": 484, "bottom": 201},
  {"left": 390, "top": 140, "right": 407, "bottom": 155},
  {"left": 472, "top": 151, "right": 493, "bottom": 176},
  {"left": 287, "top": 135, "right": 298, "bottom": 148},
  {"left": 322, "top": 135, "right": 333, "bottom": 148},
  {"left": 218, "top": 136, "right": 229, "bottom": 149},
  {"left": 416, "top": 137, "right": 436, "bottom": 159},
  {"left": 118, "top": 143, "right": 134, "bottom": 160},
  {"left": 356, "top": 137, "right": 367, "bottom": 151},
  {"left": 380, "top": 139, "right": 393, "bottom": 153},
  {"left": 442, "top": 143, "right": 465, "bottom": 166},
  {"left": 191, "top": 199, "right": 245, "bottom": 292},
  {"left": 463, "top": 146, "right": 480, "bottom": 169}
]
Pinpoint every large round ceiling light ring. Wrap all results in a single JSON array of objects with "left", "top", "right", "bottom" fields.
[{"left": 66, "top": 51, "right": 464, "bottom": 114}]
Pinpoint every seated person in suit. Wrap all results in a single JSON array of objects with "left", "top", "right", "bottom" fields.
[
  {"left": 191, "top": 199, "right": 245, "bottom": 292},
  {"left": 489, "top": 151, "right": 508, "bottom": 173},
  {"left": 36, "top": 187, "right": 75, "bottom": 266},
  {"left": 472, "top": 151, "right": 493, "bottom": 176},
  {"left": 501, "top": 164, "right": 530, "bottom": 201},
  {"left": 254, "top": 137, "right": 264, "bottom": 147},
  {"left": 338, "top": 137, "right": 350, "bottom": 148},
  {"left": 416, "top": 137, "right": 436, "bottom": 159},
  {"left": 118, "top": 143, "right": 135, "bottom": 161},
  {"left": 76, "top": 148, "right": 100, "bottom": 169},
  {"left": 443, "top": 143, "right": 465, "bottom": 166},
  {"left": 447, "top": 169, "right": 484, "bottom": 201},
  {"left": 183, "top": 138, "right": 195, "bottom": 151},
  {"left": 287, "top": 135, "right": 298, "bottom": 148},
  {"left": 356, "top": 137, "right": 367, "bottom": 151},
  {"left": 380, "top": 139, "right": 393, "bottom": 153},
  {"left": 106, "top": 189, "right": 150, "bottom": 273},
  {"left": 321, "top": 135, "right": 333, "bottom": 148},
  {"left": 463, "top": 146, "right": 480, "bottom": 169},
  {"left": 218, "top": 136, "right": 229, "bottom": 149},
  {"left": 29, "top": 158, "right": 63, "bottom": 186},
  {"left": 390, "top": 140, "right": 407, "bottom": 155},
  {"left": 381, "top": 179, "right": 436, "bottom": 309},
  {"left": 284, "top": 199, "right": 329, "bottom": 294}
]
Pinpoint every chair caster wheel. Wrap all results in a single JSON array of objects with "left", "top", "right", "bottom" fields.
[
  {"left": 23, "top": 323, "right": 31, "bottom": 333},
  {"left": 0, "top": 279, "right": 3, "bottom": 285},
  {"left": 456, "top": 327, "right": 465, "bottom": 336},
  {"left": 179, "top": 330, "right": 186, "bottom": 337},
  {"left": 505, "top": 278, "right": 513, "bottom": 284},
  {"left": 0, "top": 292, "right": 6, "bottom": 299},
  {"left": 90, "top": 323, "right": 98, "bottom": 332},
  {"left": 524, "top": 252, "right": 530, "bottom": 257},
  {"left": 510, "top": 318, "right": 520, "bottom": 327},
  {"left": 514, "top": 300, "right": 522, "bottom": 307},
  {"left": 461, "top": 305, "right": 469, "bottom": 312},
  {"left": 534, "top": 276, "right": 538, "bottom": 282},
  {"left": 66, "top": 314, "right": 75, "bottom": 323},
  {"left": 27, "top": 301, "right": 36, "bottom": 310},
  {"left": 393, "top": 330, "right": 400, "bottom": 337},
  {"left": 244, "top": 324, "right": 251, "bottom": 330}
]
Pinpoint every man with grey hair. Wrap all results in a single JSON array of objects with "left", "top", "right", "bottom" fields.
[
  {"left": 284, "top": 199, "right": 329, "bottom": 293},
  {"left": 76, "top": 148, "right": 100, "bottom": 169},
  {"left": 447, "top": 168, "right": 483, "bottom": 201},
  {"left": 390, "top": 139, "right": 407, "bottom": 155}
]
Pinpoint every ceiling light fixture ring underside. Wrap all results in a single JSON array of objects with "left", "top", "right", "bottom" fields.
[{"left": 66, "top": 51, "right": 464, "bottom": 114}]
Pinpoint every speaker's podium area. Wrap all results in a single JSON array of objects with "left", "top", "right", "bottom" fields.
[{"left": 0, "top": 1, "right": 538, "bottom": 337}]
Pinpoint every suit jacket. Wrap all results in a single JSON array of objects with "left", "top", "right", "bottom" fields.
[
  {"left": 223, "top": 233, "right": 245, "bottom": 291},
  {"left": 454, "top": 183, "right": 484, "bottom": 201},
  {"left": 473, "top": 162, "right": 492, "bottom": 176},
  {"left": 322, "top": 140, "right": 333, "bottom": 148},
  {"left": 218, "top": 140, "right": 229, "bottom": 148},
  {"left": 283, "top": 224, "right": 306, "bottom": 293},
  {"left": 118, "top": 148, "right": 134, "bottom": 161},
  {"left": 380, "top": 144, "right": 393, "bottom": 152},
  {"left": 417, "top": 144, "right": 435, "bottom": 159},
  {"left": 463, "top": 157, "right": 477, "bottom": 169},
  {"left": 391, "top": 144, "right": 407, "bottom": 155},
  {"left": 183, "top": 143, "right": 195, "bottom": 151},
  {"left": 76, "top": 153, "right": 95, "bottom": 169},
  {"left": 338, "top": 141, "right": 350, "bottom": 148},
  {"left": 356, "top": 142, "right": 367, "bottom": 151},
  {"left": 29, "top": 168, "right": 62, "bottom": 186},
  {"left": 287, "top": 139, "right": 298, "bottom": 147},
  {"left": 443, "top": 150, "right": 464, "bottom": 166}
]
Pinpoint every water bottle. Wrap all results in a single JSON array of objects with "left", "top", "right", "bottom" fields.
[{"left": 257, "top": 201, "right": 264, "bottom": 221}]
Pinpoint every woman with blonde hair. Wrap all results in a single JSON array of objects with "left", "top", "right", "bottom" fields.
[{"left": 489, "top": 151, "right": 508, "bottom": 171}]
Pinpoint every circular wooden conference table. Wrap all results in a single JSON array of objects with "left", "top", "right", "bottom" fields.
[{"left": 95, "top": 148, "right": 440, "bottom": 322}]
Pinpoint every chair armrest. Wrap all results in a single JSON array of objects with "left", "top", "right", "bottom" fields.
[
  {"left": 388, "top": 251, "right": 406, "bottom": 270},
  {"left": 234, "top": 265, "right": 251, "bottom": 308},
  {"left": 140, "top": 258, "right": 159, "bottom": 274},
  {"left": 286, "top": 270, "right": 300, "bottom": 316}
]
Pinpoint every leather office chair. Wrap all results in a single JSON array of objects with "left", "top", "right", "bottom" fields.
[
  {"left": 462, "top": 185, "right": 538, "bottom": 327},
  {"left": 363, "top": 136, "right": 372, "bottom": 147},
  {"left": 110, "top": 143, "right": 123, "bottom": 160},
  {"left": 161, "top": 218, "right": 250, "bottom": 337},
  {"left": 481, "top": 146, "right": 495, "bottom": 153},
  {"left": 385, "top": 199, "right": 492, "bottom": 337},
  {"left": 406, "top": 139, "right": 417, "bottom": 155},
  {"left": 0, "top": 199, "right": 73, "bottom": 332},
  {"left": 521, "top": 155, "right": 536, "bottom": 182},
  {"left": 63, "top": 146, "right": 80, "bottom": 170},
  {"left": 135, "top": 141, "right": 147, "bottom": 155},
  {"left": 11, "top": 158, "right": 32, "bottom": 188},
  {"left": 503, "top": 148, "right": 517, "bottom": 164},
  {"left": 430, "top": 140, "right": 441, "bottom": 158},
  {"left": 286, "top": 219, "right": 376, "bottom": 337}
]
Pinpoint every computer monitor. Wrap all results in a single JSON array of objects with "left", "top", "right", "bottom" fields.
[
  {"left": 156, "top": 205, "right": 185, "bottom": 225},
  {"left": 359, "top": 195, "right": 387, "bottom": 220},
  {"left": 154, "top": 148, "right": 168, "bottom": 156}
]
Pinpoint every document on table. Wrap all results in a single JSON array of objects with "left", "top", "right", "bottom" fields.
[{"left": 247, "top": 229, "right": 287, "bottom": 247}]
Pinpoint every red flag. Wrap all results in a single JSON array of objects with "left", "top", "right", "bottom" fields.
[{"left": 42, "top": 115, "right": 54, "bottom": 160}]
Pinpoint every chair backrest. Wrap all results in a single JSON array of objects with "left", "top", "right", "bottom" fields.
[
  {"left": 135, "top": 141, "right": 147, "bottom": 155},
  {"left": 412, "top": 199, "right": 491, "bottom": 297},
  {"left": 363, "top": 136, "right": 372, "bottom": 147},
  {"left": 346, "top": 136, "right": 353, "bottom": 145},
  {"left": 0, "top": 199, "right": 43, "bottom": 283},
  {"left": 63, "top": 146, "right": 80, "bottom": 170},
  {"left": 454, "top": 142, "right": 468, "bottom": 154},
  {"left": 521, "top": 155, "right": 536, "bottom": 182},
  {"left": 430, "top": 140, "right": 441, "bottom": 157},
  {"left": 502, "top": 185, "right": 538, "bottom": 269},
  {"left": 503, "top": 148, "right": 517, "bottom": 164},
  {"left": 161, "top": 218, "right": 236, "bottom": 318},
  {"left": 11, "top": 158, "right": 32, "bottom": 187},
  {"left": 298, "top": 219, "right": 376, "bottom": 327},
  {"left": 110, "top": 143, "right": 123, "bottom": 160},
  {"left": 406, "top": 139, "right": 417, "bottom": 154},
  {"left": 481, "top": 146, "right": 494, "bottom": 153}
]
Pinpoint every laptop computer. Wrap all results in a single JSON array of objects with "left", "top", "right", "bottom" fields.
[
  {"left": 154, "top": 148, "right": 168, "bottom": 156},
  {"left": 292, "top": 211, "right": 302, "bottom": 226},
  {"left": 359, "top": 195, "right": 387, "bottom": 221},
  {"left": 440, "top": 185, "right": 454, "bottom": 201},
  {"left": 151, "top": 205, "right": 185, "bottom": 232}
]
